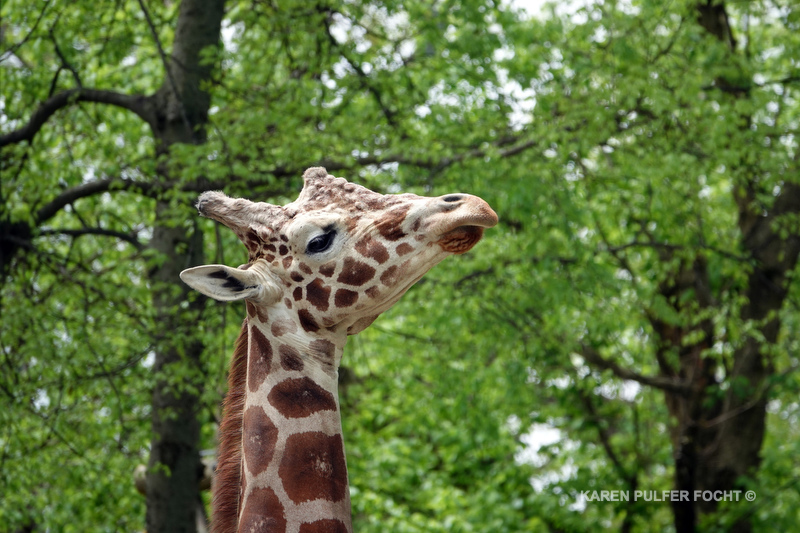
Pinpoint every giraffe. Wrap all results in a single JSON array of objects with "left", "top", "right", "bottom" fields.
[{"left": 180, "top": 167, "right": 498, "bottom": 533}]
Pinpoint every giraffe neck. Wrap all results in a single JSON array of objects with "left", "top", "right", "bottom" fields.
[{"left": 230, "top": 303, "right": 352, "bottom": 533}]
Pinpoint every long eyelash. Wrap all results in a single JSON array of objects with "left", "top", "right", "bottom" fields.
[{"left": 306, "top": 230, "right": 336, "bottom": 254}]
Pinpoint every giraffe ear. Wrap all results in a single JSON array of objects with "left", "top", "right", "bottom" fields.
[{"left": 179, "top": 264, "right": 281, "bottom": 305}]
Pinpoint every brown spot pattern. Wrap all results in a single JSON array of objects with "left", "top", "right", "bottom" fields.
[
  {"left": 280, "top": 432, "right": 348, "bottom": 504},
  {"left": 271, "top": 318, "right": 297, "bottom": 337},
  {"left": 306, "top": 278, "right": 331, "bottom": 311},
  {"left": 298, "top": 309, "right": 320, "bottom": 332},
  {"left": 249, "top": 326, "right": 272, "bottom": 392},
  {"left": 243, "top": 405, "right": 278, "bottom": 476},
  {"left": 247, "top": 302, "right": 269, "bottom": 323},
  {"left": 283, "top": 256, "right": 293, "bottom": 269},
  {"left": 299, "top": 262, "right": 313, "bottom": 275},
  {"left": 299, "top": 519, "right": 349, "bottom": 533},
  {"left": 319, "top": 262, "right": 336, "bottom": 277},
  {"left": 337, "top": 257, "right": 376, "bottom": 286},
  {"left": 293, "top": 287, "right": 303, "bottom": 302},
  {"left": 244, "top": 230, "right": 260, "bottom": 253},
  {"left": 396, "top": 243, "right": 413, "bottom": 256},
  {"left": 238, "top": 487, "right": 286, "bottom": 533},
  {"left": 355, "top": 237, "right": 389, "bottom": 264},
  {"left": 380, "top": 265, "right": 400, "bottom": 286},
  {"left": 309, "top": 339, "right": 336, "bottom": 361},
  {"left": 279, "top": 245, "right": 289, "bottom": 255},
  {"left": 279, "top": 344, "right": 304, "bottom": 371},
  {"left": 268, "top": 377, "right": 336, "bottom": 418},
  {"left": 365, "top": 286, "right": 380, "bottom": 299},
  {"left": 334, "top": 289, "right": 358, "bottom": 308},
  {"left": 291, "top": 272, "right": 304, "bottom": 282},
  {"left": 375, "top": 205, "right": 410, "bottom": 241}
]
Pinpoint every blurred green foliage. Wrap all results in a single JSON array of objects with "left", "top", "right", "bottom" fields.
[{"left": 2, "top": 0, "right": 799, "bottom": 531}]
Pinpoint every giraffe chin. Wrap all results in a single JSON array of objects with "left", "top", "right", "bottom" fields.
[{"left": 437, "top": 225, "right": 485, "bottom": 254}]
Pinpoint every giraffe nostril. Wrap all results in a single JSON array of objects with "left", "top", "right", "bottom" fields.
[
  {"left": 442, "top": 195, "right": 463, "bottom": 203},
  {"left": 196, "top": 198, "right": 209, "bottom": 216}
]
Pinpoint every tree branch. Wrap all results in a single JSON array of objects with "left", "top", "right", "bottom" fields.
[
  {"left": 49, "top": 24, "right": 83, "bottom": 89},
  {"left": 321, "top": 135, "right": 538, "bottom": 173},
  {"left": 34, "top": 177, "right": 151, "bottom": 224},
  {"left": 39, "top": 227, "right": 145, "bottom": 250},
  {"left": 576, "top": 387, "right": 634, "bottom": 485},
  {"left": 581, "top": 344, "right": 690, "bottom": 394},
  {"left": 697, "top": 0, "right": 737, "bottom": 51},
  {"left": 33, "top": 172, "right": 293, "bottom": 227},
  {"left": 607, "top": 239, "right": 749, "bottom": 262},
  {"left": 321, "top": 12, "right": 398, "bottom": 128},
  {"left": 0, "top": 0, "right": 52, "bottom": 66},
  {"left": 0, "top": 88, "right": 154, "bottom": 147}
]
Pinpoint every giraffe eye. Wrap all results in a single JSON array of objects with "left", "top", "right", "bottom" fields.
[{"left": 306, "top": 229, "right": 337, "bottom": 254}]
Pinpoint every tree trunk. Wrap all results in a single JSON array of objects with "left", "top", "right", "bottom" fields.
[
  {"left": 652, "top": 190, "right": 800, "bottom": 533},
  {"left": 649, "top": 4, "right": 800, "bottom": 532},
  {"left": 146, "top": 208, "right": 207, "bottom": 533},
  {"left": 144, "top": 0, "right": 226, "bottom": 532},
  {"left": 1, "top": 1, "right": 225, "bottom": 529}
]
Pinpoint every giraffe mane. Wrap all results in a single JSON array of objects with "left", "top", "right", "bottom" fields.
[{"left": 211, "top": 320, "right": 249, "bottom": 533}]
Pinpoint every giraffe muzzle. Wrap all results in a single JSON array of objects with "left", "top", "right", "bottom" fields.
[
  {"left": 195, "top": 191, "right": 286, "bottom": 237},
  {"left": 429, "top": 194, "right": 498, "bottom": 254},
  {"left": 432, "top": 193, "right": 498, "bottom": 230}
]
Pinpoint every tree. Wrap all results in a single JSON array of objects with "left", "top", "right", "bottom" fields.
[
  {"left": 3, "top": 0, "right": 799, "bottom": 532},
  {"left": 3, "top": 0, "right": 226, "bottom": 531},
  {"left": 487, "top": 0, "right": 800, "bottom": 531},
  {"left": 2, "top": 0, "right": 528, "bottom": 531}
]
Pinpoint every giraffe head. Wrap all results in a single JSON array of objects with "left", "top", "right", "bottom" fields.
[{"left": 180, "top": 167, "right": 497, "bottom": 336}]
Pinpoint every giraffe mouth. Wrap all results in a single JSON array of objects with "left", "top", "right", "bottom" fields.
[
  {"left": 432, "top": 196, "right": 498, "bottom": 254},
  {"left": 437, "top": 225, "right": 486, "bottom": 254}
]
